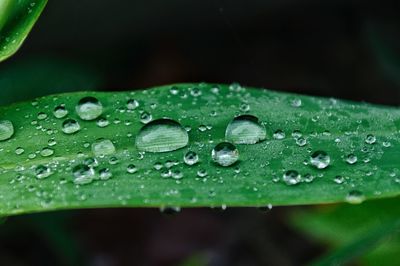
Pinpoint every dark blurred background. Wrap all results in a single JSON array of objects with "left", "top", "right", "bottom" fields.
[{"left": 1, "top": 0, "right": 400, "bottom": 265}]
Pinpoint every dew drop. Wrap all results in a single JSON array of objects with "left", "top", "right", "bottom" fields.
[
  {"left": 127, "top": 164, "right": 138, "bottom": 174},
  {"left": 62, "top": 119, "right": 81, "bottom": 134},
  {"left": 37, "top": 112, "right": 48, "bottom": 120},
  {"left": 365, "top": 134, "right": 376, "bottom": 144},
  {"left": 127, "top": 99, "right": 139, "bottom": 110},
  {"left": 15, "top": 147, "right": 24, "bottom": 155},
  {"left": 212, "top": 142, "right": 239, "bottom": 167},
  {"left": 140, "top": 111, "right": 152, "bottom": 124},
  {"left": 197, "top": 169, "right": 208, "bottom": 178},
  {"left": 283, "top": 170, "right": 301, "bottom": 185},
  {"left": 91, "top": 139, "right": 116, "bottom": 157},
  {"left": 73, "top": 164, "right": 95, "bottom": 185},
  {"left": 35, "top": 165, "right": 52, "bottom": 179},
  {"left": 345, "top": 190, "right": 365, "bottom": 204},
  {"left": 310, "top": 151, "right": 330, "bottom": 169},
  {"left": 53, "top": 105, "right": 68, "bottom": 118},
  {"left": 296, "top": 137, "right": 307, "bottom": 147},
  {"left": 40, "top": 147, "right": 54, "bottom": 157},
  {"left": 334, "top": 175, "right": 345, "bottom": 184},
  {"left": 96, "top": 117, "right": 110, "bottom": 128},
  {"left": 345, "top": 154, "right": 358, "bottom": 165},
  {"left": 273, "top": 130, "right": 285, "bottom": 140},
  {"left": 225, "top": 115, "right": 266, "bottom": 144},
  {"left": 184, "top": 151, "right": 199, "bottom": 166},
  {"left": 99, "top": 168, "right": 112, "bottom": 180},
  {"left": 136, "top": 119, "right": 189, "bottom": 153},
  {"left": 0, "top": 120, "right": 14, "bottom": 141},
  {"left": 76, "top": 97, "right": 103, "bottom": 120}
]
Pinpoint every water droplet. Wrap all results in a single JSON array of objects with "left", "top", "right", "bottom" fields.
[
  {"left": 15, "top": 147, "right": 24, "bottom": 155},
  {"left": 171, "top": 169, "right": 183, "bottom": 179},
  {"left": 35, "top": 165, "right": 52, "bottom": 179},
  {"left": 273, "top": 130, "right": 285, "bottom": 140},
  {"left": 197, "top": 169, "right": 208, "bottom": 178},
  {"left": 365, "top": 134, "right": 376, "bottom": 144},
  {"left": 96, "top": 117, "right": 110, "bottom": 128},
  {"left": 62, "top": 119, "right": 81, "bottom": 134},
  {"left": 292, "top": 130, "right": 302, "bottom": 138},
  {"left": 99, "top": 168, "right": 112, "bottom": 180},
  {"left": 225, "top": 115, "right": 266, "bottom": 144},
  {"left": 212, "top": 142, "right": 239, "bottom": 167},
  {"left": 310, "top": 151, "right": 330, "bottom": 169},
  {"left": 136, "top": 119, "right": 189, "bottom": 153},
  {"left": 53, "top": 105, "right": 68, "bottom": 118},
  {"left": 345, "top": 154, "right": 358, "bottom": 165},
  {"left": 296, "top": 137, "right": 307, "bottom": 147},
  {"left": 73, "top": 164, "right": 95, "bottom": 185},
  {"left": 127, "top": 99, "right": 139, "bottom": 110},
  {"left": 303, "top": 173, "right": 315, "bottom": 183},
  {"left": 154, "top": 162, "right": 163, "bottom": 170},
  {"left": 140, "top": 111, "right": 152, "bottom": 124},
  {"left": 0, "top": 120, "right": 14, "bottom": 141},
  {"left": 84, "top": 157, "right": 98, "bottom": 168},
  {"left": 184, "top": 151, "right": 199, "bottom": 165},
  {"left": 239, "top": 103, "right": 250, "bottom": 112},
  {"left": 127, "top": 164, "right": 138, "bottom": 174},
  {"left": 91, "top": 139, "right": 116, "bottom": 157},
  {"left": 76, "top": 97, "right": 103, "bottom": 120},
  {"left": 37, "top": 112, "right": 48, "bottom": 120},
  {"left": 40, "top": 147, "right": 54, "bottom": 157},
  {"left": 283, "top": 170, "right": 301, "bottom": 185},
  {"left": 291, "top": 98, "right": 302, "bottom": 107},
  {"left": 345, "top": 190, "right": 365, "bottom": 204},
  {"left": 334, "top": 175, "right": 345, "bottom": 184}
]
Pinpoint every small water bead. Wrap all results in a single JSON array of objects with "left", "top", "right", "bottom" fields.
[
  {"left": 283, "top": 170, "right": 301, "bottom": 185},
  {"left": 140, "top": 111, "right": 152, "bottom": 124},
  {"left": 62, "top": 119, "right": 81, "bottom": 134},
  {"left": 161, "top": 169, "right": 172, "bottom": 178},
  {"left": 303, "top": 173, "right": 315, "bottom": 183},
  {"left": 365, "top": 134, "right": 376, "bottom": 144},
  {"left": 73, "top": 164, "right": 95, "bottom": 185},
  {"left": 197, "top": 169, "right": 208, "bottom": 178},
  {"left": 383, "top": 141, "right": 391, "bottom": 148},
  {"left": 154, "top": 162, "right": 163, "bottom": 170},
  {"left": 239, "top": 103, "right": 250, "bottom": 112},
  {"left": 127, "top": 164, "right": 138, "bottom": 174},
  {"left": 99, "top": 168, "right": 112, "bottom": 180},
  {"left": 35, "top": 165, "right": 52, "bottom": 179},
  {"left": 108, "top": 156, "right": 119, "bottom": 165},
  {"left": 334, "top": 175, "right": 345, "bottom": 184},
  {"left": 0, "top": 120, "right": 14, "bottom": 141},
  {"left": 212, "top": 142, "right": 239, "bottom": 167},
  {"left": 127, "top": 99, "right": 139, "bottom": 110},
  {"left": 96, "top": 117, "right": 110, "bottom": 128},
  {"left": 271, "top": 130, "right": 285, "bottom": 141},
  {"left": 184, "top": 151, "right": 199, "bottom": 165},
  {"left": 345, "top": 154, "right": 358, "bottom": 165},
  {"left": 225, "top": 115, "right": 266, "bottom": 144},
  {"left": 91, "top": 139, "right": 116, "bottom": 157},
  {"left": 291, "top": 98, "right": 302, "bottom": 107},
  {"left": 345, "top": 190, "right": 365, "bottom": 204},
  {"left": 310, "top": 151, "right": 330, "bottom": 169},
  {"left": 84, "top": 157, "right": 98, "bottom": 168},
  {"left": 37, "top": 112, "right": 48, "bottom": 120},
  {"left": 136, "top": 119, "right": 189, "bottom": 153},
  {"left": 15, "top": 147, "right": 25, "bottom": 155},
  {"left": 296, "top": 137, "right": 307, "bottom": 147},
  {"left": 170, "top": 86, "right": 179, "bottom": 95},
  {"left": 171, "top": 169, "right": 183, "bottom": 179},
  {"left": 76, "top": 97, "right": 103, "bottom": 120},
  {"left": 190, "top": 87, "right": 202, "bottom": 97},
  {"left": 292, "top": 130, "right": 302, "bottom": 139},
  {"left": 198, "top": 125, "right": 207, "bottom": 132},
  {"left": 53, "top": 105, "right": 68, "bottom": 118},
  {"left": 40, "top": 147, "right": 54, "bottom": 157}
]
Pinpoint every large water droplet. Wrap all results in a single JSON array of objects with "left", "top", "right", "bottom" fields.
[
  {"left": 73, "top": 164, "right": 95, "bottom": 185},
  {"left": 53, "top": 104, "right": 68, "bottom": 118},
  {"left": 135, "top": 119, "right": 189, "bottom": 153},
  {"left": 283, "top": 170, "right": 301, "bottom": 185},
  {"left": 62, "top": 119, "right": 81, "bottom": 134},
  {"left": 310, "top": 151, "right": 330, "bottom": 169},
  {"left": 225, "top": 115, "right": 266, "bottom": 144},
  {"left": 0, "top": 120, "right": 14, "bottom": 141},
  {"left": 184, "top": 151, "right": 199, "bottom": 165},
  {"left": 91, "top": 139, "right": 116, "bottom": 157},
  {"left": 212, "top": 142, "right": 239, "bottom": 167},
  {"left": 76, "top": 97, "right": 103, "bottom": 120}
]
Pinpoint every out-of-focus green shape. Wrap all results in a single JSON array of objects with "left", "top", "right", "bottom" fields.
[
  {"left": 291, "top": 198, "right": 400, "bottom": 266},
  {"left": 0, "top": 0, "right": 47, "bottom": 62},
  {"left": 0, "top": 56, "right": 103, "bottom": 106}
]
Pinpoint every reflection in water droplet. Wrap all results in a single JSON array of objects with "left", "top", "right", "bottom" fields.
[
  {"left": 346, "top": 190, "right": 365, "bottom": 204},
  {"left": 91, "top": 139, "right": 116, "bottom": 157},
  {"left": 35, "top": 165, "right": 52, "bottom": 179},
  {"left": 345, "top": 154, "right": 358, "bottom": 165},
  {"left": 62, "top": 119, "right": 81, "bottom": 134},
  {"left": 310, "top": 151, "right": 330, "bottom": 169},
  {"left": 136, "top": 119, "right": 189, "bottom": 153},
  {"left": 0, "top": 120, "right": 14, "bottom": 141},
  {"left": 184, "top": 151, "right": 199, "bottom": 165},
  {"left": 76, "top": 97, "right": 103, "bottom": 120},
  {"left": 283, "top": 170, "right": 301, "bottom": 185},
  {"left": 53, "top": 105, "right": 68, "bottom": 118},
  {"left": 73, "top": 164, "right": 95, "bottom": 185},
  {"left": 225, "top": 115, "right": 266, "bottom": 144},
  {"left": 212, "top": 142, "right": 239, "bottom": 167}
]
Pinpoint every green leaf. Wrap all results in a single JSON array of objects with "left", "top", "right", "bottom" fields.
[
  {"left": 1, "top": 83, "right": 400, "bottom": 216},
  {"left": 0, "top": 0, "right": 47, "bottom": 62},
  {"left": 290, "top": 198, "right": 400, "bottom": 266}
]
